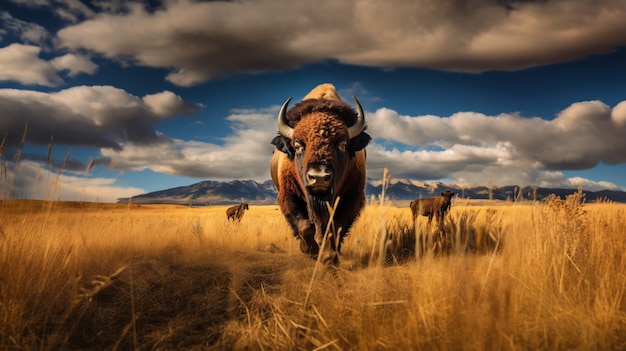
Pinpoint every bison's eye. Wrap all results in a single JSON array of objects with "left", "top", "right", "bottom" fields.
[
  {"left": 294, "top": 140, "right": 305, "bottom": 156},
  {"left": 337, "top": 140, "right": 347, "bottom": 153}
]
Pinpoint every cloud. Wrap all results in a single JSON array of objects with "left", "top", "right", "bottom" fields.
[
  {"left": 1, "top": 160, "right": 146, "bottom": 202},
  {"left": 0, "top": 11, "right": 97, "bottom": 85},
  {"left": 613, "top": 101, "right": 626, "bottom": 126},
  {"left": 56, "top": 0, "right": 626, "bottom": 86},
  {"left": 365, "top": 100, "right": 626, "bottom": 189},
  {"left": 0, "top": 43, "right": 97, "bottom": 86},
  {"left": 50, "top": 53, "right": 98, "bottom": 77},
  {"left": 0, "top": 44, "right": 63, "bottom": 86},
  {"left": 8, "top": 0, "right": 95, "bottom": 22},
  {"left": 8, "top": 0, "right": 50, "bottom": 6},
  {"left": 142, "top": 91, "right": 205, "bottom": 117},
  {"left": 52, "top": 0, "right": 95, "bottom": 22},
  {"left": 0, "top": 11, "right": 50, "bottom": 45},
  {"left": 0, "top": 85, "right": 203, "bottom": 149},
  {"left": 99, "top": 106, "right": 279, "bottom": 181},
  {"left": 2, "top": 81, "right": 618, "bottom": 191},
  {"left": 95, "top": 98, "right": 624, "bottom": 191}
]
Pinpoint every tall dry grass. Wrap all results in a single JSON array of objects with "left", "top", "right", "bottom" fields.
[{"left": 1, "top": 190, "right": 625, "bottom": 350}]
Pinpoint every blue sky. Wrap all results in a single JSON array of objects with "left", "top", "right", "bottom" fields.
[{"left": 1, "top": 0, "right": 626, "bottom": 202}]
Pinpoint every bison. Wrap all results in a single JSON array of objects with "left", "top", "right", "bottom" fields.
[
  {"left": 270, "top": 83, "right": 371, "bottom": 265},
  {"left": 226, "top": 203, "right": 249, "bottom": 221},
  {"left": 410, "top": 190, "right": 455, "bottom": 226}
]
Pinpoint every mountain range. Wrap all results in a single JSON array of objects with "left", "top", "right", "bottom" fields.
[{"left": 117, "top": 179, "right": 626, "bottom": 205}]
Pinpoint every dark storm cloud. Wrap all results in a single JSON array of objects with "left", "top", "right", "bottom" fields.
[
  {"left": 18, "top": 152, "right": 89, "bottom": 172},
  {"left": 55, "top": 0, "right": 626, "bottom": 86},
  {"left": 0, "top": 86, "right": 203, "bottom": 149}
]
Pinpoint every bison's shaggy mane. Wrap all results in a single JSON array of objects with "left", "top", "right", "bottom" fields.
[
  {"left": 285, "top": 98, "right": 359, "bottom": 128},
  {"left": 272, "top": 97, "right": 372, "bottom": 159}
]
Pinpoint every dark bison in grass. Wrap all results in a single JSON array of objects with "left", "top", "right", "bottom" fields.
[
  {"left": 270, "top": 84, "right": 371, "bottom": 265},
  {"left": 226, "top": 203, "right": 249, "bottom": 221},
  {"left": 410, "top": 190, "right": 456, "bottom": 226}
]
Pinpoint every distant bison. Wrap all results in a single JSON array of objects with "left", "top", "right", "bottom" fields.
[
  {"left": 270, "top": 83, "right": 371, "bottom": 265},
  {"left": 410, "top": 190, "right": 455, "bottom": 225},
  {"left": 226, "top": 203, "right": 249, "bottom": 221}
]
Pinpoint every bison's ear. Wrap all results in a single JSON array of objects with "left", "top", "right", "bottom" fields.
[
  {"left": 348, "top": 132, "right": 371, "bottom": 157},
  {"left": 271, "top": 135, "right": 295, "bottom": 159},
  {"left": 440, "top": 192, "right": 445, "bottom": 196}
]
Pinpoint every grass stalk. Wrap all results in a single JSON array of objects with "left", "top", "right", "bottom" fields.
[{"left": 303, "top": 196, "right": 340, "bottom": 310}]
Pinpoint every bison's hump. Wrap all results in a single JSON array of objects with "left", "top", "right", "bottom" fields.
[{"left": 302, "top": 83, "right": 342, "bottom": 101}]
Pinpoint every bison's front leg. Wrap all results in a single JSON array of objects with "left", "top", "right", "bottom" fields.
[
  {"left": 295, "top": 217, "right": 318, "bottom": 256},
  {"left": 283, "top": 213, "right": 318, "bottom": 255},
  {"left": 313, "top": 224, "right": 339, "bottom": 266},
  {"left": 277, "top": 178, "right": 326, "bottom": 259},
  {"left": 300, "top": 219, "right": 338, "bottom": 265}
]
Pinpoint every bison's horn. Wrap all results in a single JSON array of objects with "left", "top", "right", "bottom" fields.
[
  {"left": 277, "top": 97, "right": 294, "bottom": 140},
  {"left": 348, "top": 96, "right": 365, "bottom": 139}
]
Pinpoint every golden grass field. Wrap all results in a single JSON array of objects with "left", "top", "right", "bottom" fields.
[{"left": 1, "top": 191, "right": 625, "bottom": 350}]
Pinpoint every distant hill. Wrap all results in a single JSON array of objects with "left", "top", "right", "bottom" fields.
[
  {"left": 118, "top": 180, "right": 278, "bottom": 205},
  {"left": 367, "top": 179, "right": 626, "bottom": 203},
  {"left": 117, "top": 178, "right": 626, "bottom": 205}
]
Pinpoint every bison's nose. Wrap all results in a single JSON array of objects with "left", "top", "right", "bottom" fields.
[{"left": 306, "top": 165, "right": 333, "bottom": 190}]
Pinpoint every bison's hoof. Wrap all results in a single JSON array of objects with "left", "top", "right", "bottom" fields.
[
  {"left": 297, "top": 219, "right": 314, "bottom": 235},
  {"left": 320, "top": 252, "right": 339, "bottom": 266},
  {"left": 300, "top": 239, "right": 319, "bottom": 256}
]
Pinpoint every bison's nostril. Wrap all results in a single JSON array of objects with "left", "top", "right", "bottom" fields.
[
  {"left": 306, "top": 166, "right": 333, "bottom": 187},
  {"left": 308, "top": 173, "right": 331, "bottom": 184}
]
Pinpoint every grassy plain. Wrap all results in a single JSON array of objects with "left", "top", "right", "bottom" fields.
[{"left": 1, "top": 194, "right": 625, "bottom": 350}]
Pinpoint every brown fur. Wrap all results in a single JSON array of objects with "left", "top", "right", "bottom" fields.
[
  {"left": 226, "top": 203, "right": 249, "bottom": 221},
  {"left": 284, "top": 98, "right": 360, "bottom": 129},
  {"left": 410, "top": 190, "right": 455, "bottom": 225},
  {"left": 270, "top": 84, "right": 371, "bottom": 265}
]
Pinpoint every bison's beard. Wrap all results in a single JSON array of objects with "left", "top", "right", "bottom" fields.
[{"left": 307, "top": 191, "right": 334, "bottom": 230}]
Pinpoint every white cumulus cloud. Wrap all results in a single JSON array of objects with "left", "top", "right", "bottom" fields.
[
  {"left": 1, "top": 160, "right": 146, "bottom": 202},
  {"left": 99, "top": 98, "right": 625, "bottom": 191},
  {"left": 0, "top": 43, "right": 97, "bottom": 86},
  {"left": 100, "top": 106, "right": 280, "bottom": 181}
]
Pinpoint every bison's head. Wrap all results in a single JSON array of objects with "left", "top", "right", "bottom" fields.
[
  {"left": 441, "top": 190, "right": 455, "bottom": 199},
  {"left": 440, "top": 190, "right": 455, "bottom": 208},
  {"left": 275, "top": 97, "right": 369, "bottom": 202}
]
